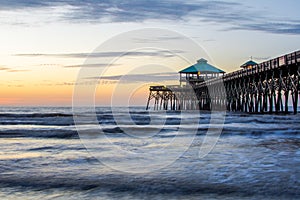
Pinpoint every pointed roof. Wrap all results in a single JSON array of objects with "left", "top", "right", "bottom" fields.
[
  {"left": 179, "top": 58, "right": 225, "bottom": 73},
  {"left": 240, "top": 60, "right": 257, "bottom": 68}
]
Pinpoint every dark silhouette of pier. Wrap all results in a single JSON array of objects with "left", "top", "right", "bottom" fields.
[{"left": 146, "top": 50, "right": 300, "bottom": 114}]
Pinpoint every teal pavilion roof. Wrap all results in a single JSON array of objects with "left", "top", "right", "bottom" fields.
[
  {"left": 240, "top": 60, "right": 257, "bottom": 68},
  {"left": 179, "top": 58, "right": 225, "bottom": 73}
]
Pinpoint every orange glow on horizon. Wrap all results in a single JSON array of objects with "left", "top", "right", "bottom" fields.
[
  {"left": 0, "top": 83, "right": 73, "bottom": 106},
  {"left": 0, "top": 81, "right": 153, "bottom": 106}
]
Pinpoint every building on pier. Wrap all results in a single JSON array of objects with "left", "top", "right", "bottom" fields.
[
  {"left": 240, "top": 59, "right": 257, "bottom": 69},
  {"left": 179, "top": 58, "right": 225, "bottom": 86}
]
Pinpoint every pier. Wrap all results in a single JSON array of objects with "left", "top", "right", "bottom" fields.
[{"left": 146, "top": 50, "right": 300, "bottom": 114}]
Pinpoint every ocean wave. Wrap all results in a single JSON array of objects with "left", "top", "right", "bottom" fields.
[
  {"left": 0, "top": 121, "right": 74, "bottom": 126},
  {"left": 0, "top": 108, "right": 299, "bottom": 139},
  {"left": 0, "top": 113, "right": 73, "bottom": 118},
  {"left": 0, "top": 123, "right": 299, "bottom": 139},
  {"left": 0, "top": 130, "right": 78, "bottom": 139},
  {"left": 0, "top": 171, "right": 298, "bottom": 198}
]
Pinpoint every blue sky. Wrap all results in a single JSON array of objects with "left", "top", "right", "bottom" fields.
[{"left": 0, "top": 0, "right": 299, "bottom": 105}]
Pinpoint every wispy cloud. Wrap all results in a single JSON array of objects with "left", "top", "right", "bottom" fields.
[
  {"left": 86, "top": 72, "right": 179, "bottom": 84},
  {"left": 0, "top": 66, "right": 10, "bottom": 71},
  {"left": 0, "top": 0, "right": 299, "bottom": 35},
  {"left": 63, "top": 63, "right": 120, "bottom": 68},
  {"left": 223, "top": 20, "right": 300, "bottom": 35},
  {"left": 31, "top": 72, "right": 191, "bottom": 86},
  {"left": 15, "top": 50, "right": 184, "bottom": 58},
  {"left": 37, "top": 63, "right": 120, "bottom": 68},
  {"left": 0, "top": 66, "right": 29, "bottom": 73},
  {"left": 7, "top": 69, "right": 30, "bottom": 72}
]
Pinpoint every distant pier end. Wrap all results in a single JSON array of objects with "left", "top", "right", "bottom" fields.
[{"left": 146, "top": 50, "right": 300, "bottom": 114}]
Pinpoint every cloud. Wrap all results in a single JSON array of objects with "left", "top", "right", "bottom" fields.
[
  {"left": 86, "top": 72, "right": 179, "bottom": 84},
  {"left": 0, "top": 1, "right": 49, "bottom": 10},
  {"left": 0, "top": 66, "right": 29, "bottom": 72},
  {"left": 6, "top": 69, "right": 30, "bottom": 72},
  {"left": 0, "top": 66, "right": 10, "bottom": 71},
  {"left": 63, "top": 63, "right": 120, "bottom": 68},
  {"left": 0, "top": 0, "right": 299, "bottom": 35},
  {"left": 231, "top": 22, "right": 300, "bottom": 35},
  {"left": 37, "top": 63, "right": 119, "bottom": 68},
  {"left": 15, "top": 50, "right": 185, "bottom": 59},
  {"left": 132, "top": 36, "right": 187, "bottom": 43},
  {"left": 0, "top": 0, "right": 235, "bottom": 22}
]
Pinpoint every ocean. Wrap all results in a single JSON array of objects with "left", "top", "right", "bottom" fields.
[{"left": 0, "top": 107, "right": 299, "bottom": 199}]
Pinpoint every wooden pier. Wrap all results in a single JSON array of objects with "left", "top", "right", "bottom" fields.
[{"left": 146, "top": 50, "right": 300, "bottom": 114}]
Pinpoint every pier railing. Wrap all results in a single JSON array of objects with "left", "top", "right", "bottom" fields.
[{"left": 196, "top": 50, "right": 300, "bottom": 87}]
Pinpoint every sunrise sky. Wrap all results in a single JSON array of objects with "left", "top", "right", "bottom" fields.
[{"left": 0, "top": 0, "right": 300, "bottom": 106}]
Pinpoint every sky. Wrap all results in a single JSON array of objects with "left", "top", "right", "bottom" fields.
[{"left": 0, "top": 0, "right": 299, "bottom": 106}]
